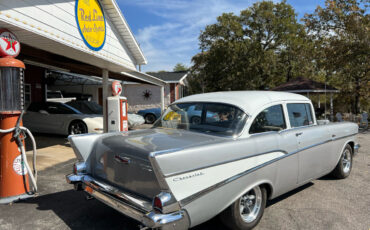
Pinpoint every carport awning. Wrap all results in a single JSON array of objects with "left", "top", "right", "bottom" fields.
[
  {"left": 272, "top": 77, "right": 339, "bottom": 93},
  {"left": 18, "top": 44, "right": 165, "bottom": 86}
]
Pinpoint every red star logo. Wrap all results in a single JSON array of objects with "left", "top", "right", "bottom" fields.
[{"left": 2, "top": 37, "right": 18, "bottom": 52}]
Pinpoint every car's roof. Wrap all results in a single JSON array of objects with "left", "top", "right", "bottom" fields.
[{"left": 175, "top": 91, "right": 310, "bottom": 115}]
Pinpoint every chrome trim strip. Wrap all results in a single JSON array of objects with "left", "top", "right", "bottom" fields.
[
  {"left": 149, "top": 153, "right": 171, "bottom": 191},
  {"left": 331, "top": 133, "right": 357, "bottom": 141},
  {"left": 165, "top": 149, "right": 288, "bottom": 178},
  {"left": 179, "top": 133, "right": 357, "bottom": 206}
]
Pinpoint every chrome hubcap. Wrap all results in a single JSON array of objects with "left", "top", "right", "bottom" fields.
[
  {"left": 239, "top": 186, "right": 262, "bottom": 223},
  {"left": 342, "top": 149, "right": 351, "bottom": 174},
  {"left": 71, "top": 123, "right": 85, "bottom": 134}
]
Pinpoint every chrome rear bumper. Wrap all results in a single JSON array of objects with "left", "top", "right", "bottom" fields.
[{"left": 66, "top": 174, "right": 189, "bottom": 230}]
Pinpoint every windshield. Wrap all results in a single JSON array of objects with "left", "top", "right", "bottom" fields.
[{"left": 153, "top": 102, "right": 247, "bottom": 137}]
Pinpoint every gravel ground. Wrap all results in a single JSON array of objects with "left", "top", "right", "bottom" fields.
[{"left": 0, "top": 132, "right": 369, "bottom": 230}]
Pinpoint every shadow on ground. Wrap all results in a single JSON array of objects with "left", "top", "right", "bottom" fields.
[
  {"left": 25, "top": 133, "right": 70, "bottom": 151},
  {"left": 19, "top": 190, "right": 140, "bottom": 230}
]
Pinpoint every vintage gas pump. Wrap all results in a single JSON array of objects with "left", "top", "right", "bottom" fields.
[
  {"left": 0, "top": 29, "right": 37, "bottom": 204},
  {"left": 107, "top": 81, "right": 128, "bottom": 132}
]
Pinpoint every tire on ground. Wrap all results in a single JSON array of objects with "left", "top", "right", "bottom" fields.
[
  {"left": 220, "top": 186, "right": 267, "bottom": 230},
  {"left": 331, "top": 144, "right": 353, "bottom": 179},
  {"left": 68, "top": 120, "right": 88, "bottom": 135},
  {"left": 144, "top": 114, "right": 156, "bottom": 124}
]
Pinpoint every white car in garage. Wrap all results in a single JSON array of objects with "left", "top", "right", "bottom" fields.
[{"left": 23, "top": 102, "right": 103, "bottom": 135}]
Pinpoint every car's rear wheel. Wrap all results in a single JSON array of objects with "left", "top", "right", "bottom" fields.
[
  {"left": 331, "top": 144, "right": 352, "bottom": 179},
  {"left": 144, "top": 114, "right": 156, "bottom": 124},
  {"left": 191, "top": 116, "right": 201, "bottom": 124},
  {"left": 220, "top": 185, "right": 267, "bottom": 230},
  {"left": 68, "top": 121, "right": 87, "bottom": 135}
]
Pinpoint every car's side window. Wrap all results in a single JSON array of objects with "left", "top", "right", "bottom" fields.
[
  {"left": 249, "top": 104, "right": 286, "bottom": 134},
  {"left": 287, "top": 103, "right": 314, "bottom": 127}
]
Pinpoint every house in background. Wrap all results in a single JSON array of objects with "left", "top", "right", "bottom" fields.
[
  {"left": 150, "top": 71, "right": 189, "bottom": 103},
  {"left": 123, "top": 71, "right": 189, "bottom": 112}
]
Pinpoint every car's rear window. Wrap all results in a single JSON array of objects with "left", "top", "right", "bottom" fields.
[
  {"left": 153, "top": 102, "right": 247, "bottom": 137},
  {"left": 287, "top": 103, "right": 314, "bottom": 127}
]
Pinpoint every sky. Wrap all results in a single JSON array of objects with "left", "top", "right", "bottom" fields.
[{"left": 116, "top": 0, "right": 326, "bottom": 72}]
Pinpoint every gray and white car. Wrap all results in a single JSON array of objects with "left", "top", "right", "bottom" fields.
[{"left": 66, "top": 91, "right": 359, "bottom": 230}]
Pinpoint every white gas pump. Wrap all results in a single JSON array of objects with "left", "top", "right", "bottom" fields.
[{"left": 106, "top": 81, "right": 128, "bottom": 132}]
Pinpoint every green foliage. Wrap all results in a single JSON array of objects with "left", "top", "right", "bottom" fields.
[
  {"left": 173, "top": 63, "right": 189, "bottom": 72},
  {"left": 189, "top": 1, "right": 313, "bottom": 94},
  {"left": 189, "top": 0, "right": 369, "bottom": 112},
  {"left": 304, "top": 0, "right": 369, "bottom": 113}
]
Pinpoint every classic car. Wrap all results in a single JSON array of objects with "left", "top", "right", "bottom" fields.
[
  {"left": 23, "top": 102, "right": 103, "bottom": 135},
  {"left": 137, "top": 107, "right": 162, "bottom": 124},
  {"left": 66, "top": 91, "right": 359, "bottom": 230},
  {"left": 66, "top": 101, "right": 145, "bottom": 129}
]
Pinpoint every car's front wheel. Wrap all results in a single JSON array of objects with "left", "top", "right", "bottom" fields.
[
  {"left": 331, "top": 144, "right": 352, "bottom": 179},
  {"left": 68, "top": 120, "right": 88, "bottom": 135},
  {"left": 221, "top": 185, "right": 267, "bottom": 230}
]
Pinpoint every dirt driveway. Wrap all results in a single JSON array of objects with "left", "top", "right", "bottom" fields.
[{"left": 0, "top": 132, "right": 369, "bottom": 230}]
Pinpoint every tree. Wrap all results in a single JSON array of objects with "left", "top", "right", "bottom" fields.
[
  {"left": 173, "top": 63, "right": 188, "bottom": 72},
  {"left": 189, "top": 1, "right": 312, "bottom": 93},
  {"left": 304, "top": 0, "right": 370, "bottom": 113}
]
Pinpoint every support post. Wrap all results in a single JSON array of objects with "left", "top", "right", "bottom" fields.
[
  {"left": 330, "top": 93, "right": 333, "bottom": 122},
  {"left": 102, "top": 69, "right": 109, "bottom": 133},
  {"left": 160, "top": 86, "right": 165, "bottom": 114}
]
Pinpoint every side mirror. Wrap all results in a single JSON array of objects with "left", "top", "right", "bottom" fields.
[{"left": 39, "top": 110, "right": 49, "bottom": 115}]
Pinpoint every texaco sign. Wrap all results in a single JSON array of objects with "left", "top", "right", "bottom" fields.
[
  {"left": 0, "top": 29, "right": 21, "bottom": 57},
  {"left": 112, "top": 81, "right": 122, "bottom": 96}
]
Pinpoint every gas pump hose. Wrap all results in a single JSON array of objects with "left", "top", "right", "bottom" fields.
[{"left": 0, "top": 112, "right": 38, "bottom": 193}]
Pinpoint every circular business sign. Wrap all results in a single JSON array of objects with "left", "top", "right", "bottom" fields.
[
  {"left": 112, "top": 80, "right": 122, "bottom": 96},
  {"left": 13, "top": 155, "right": 28, "bottom": 176},
  {"left": 75, "top": 0, "right": 106, "bottom": 51},
  {"left": 0, "top": 29, "right": 21, "bottom": 57}
]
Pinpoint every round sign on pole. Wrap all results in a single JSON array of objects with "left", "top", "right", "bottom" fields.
[
  {"left": 112, "top": 81, "right": 122, "bottom": 96},
  {"left": 75, "top": 0, "right": 106, "bottom": 51},
  {"left": 0, "top": 29, "right": 21, "bottom": 58}
]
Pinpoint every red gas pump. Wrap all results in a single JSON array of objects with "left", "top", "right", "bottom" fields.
[
  {"left": 0, "top": 29, "right": 37, "bottom": 204},
  {"left": 107, "top": 81, "right": 128, "bottom": 132}
]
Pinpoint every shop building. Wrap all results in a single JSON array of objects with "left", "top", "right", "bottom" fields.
[{"left": 0, "top": 0, "right": 165, "bottom": 123}]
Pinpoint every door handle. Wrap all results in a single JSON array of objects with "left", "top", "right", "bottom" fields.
[
  {"left": 295, "top": 132, "right": 303, "bottom": 137},
  {"left": 332, "top": 134, "right": 336, "bottom": 138}
]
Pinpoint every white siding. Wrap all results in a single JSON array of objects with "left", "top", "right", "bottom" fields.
[
  {"left": 123, "top": 84, "right": 171, "bottom": 112},
  {"left": 0, "top": 0, "right": 137, "bottom": 70}
]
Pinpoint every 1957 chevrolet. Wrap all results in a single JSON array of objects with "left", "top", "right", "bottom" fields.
[{"left": 66, "top": 91, "right": 359, "bottom": 230}]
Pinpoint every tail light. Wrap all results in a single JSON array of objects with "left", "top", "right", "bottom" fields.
[{"left": 153, "top": 196, "right": 163, "bottom": 212}]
